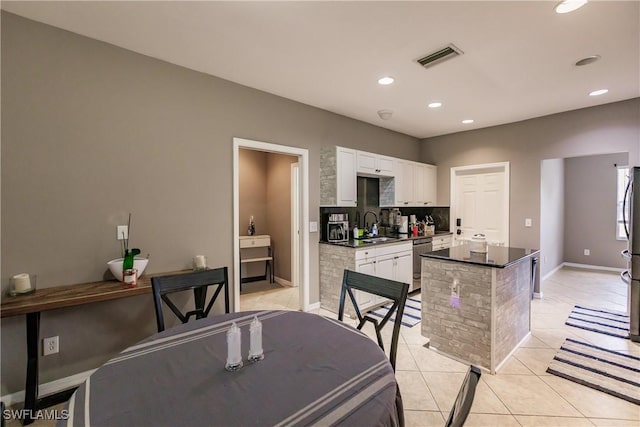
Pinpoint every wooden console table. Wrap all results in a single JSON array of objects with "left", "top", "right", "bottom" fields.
[{"left": 0, "top": 270, "right": 186, "bottom": 425}]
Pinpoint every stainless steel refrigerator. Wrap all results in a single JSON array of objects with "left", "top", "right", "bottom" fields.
[{"left": 622, "top": 166, "right": 640, "bottom": 342}]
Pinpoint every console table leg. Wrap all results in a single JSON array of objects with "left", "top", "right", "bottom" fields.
[{"left": 23, "top": 312, "right": 40, "bottom": 425}]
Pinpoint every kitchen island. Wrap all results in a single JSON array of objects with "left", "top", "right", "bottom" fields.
[{"left": 420, "top": 244, "right": 539, "bottom": 373}]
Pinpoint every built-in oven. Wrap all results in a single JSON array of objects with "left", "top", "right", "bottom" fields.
[{"left": 412, "top": 237, "right": 433, "bottom": 291}]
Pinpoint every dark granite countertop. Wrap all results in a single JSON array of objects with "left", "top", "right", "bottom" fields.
[
  {"left": 420, "top": 243, "right": 539, "bottom": 268},
  {"left": 320, "top": 231, "right": 453, "bottom": 248}
]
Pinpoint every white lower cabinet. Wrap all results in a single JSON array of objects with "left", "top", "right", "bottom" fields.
[
  {"left": 432, "top": 234, "right": 452, "bottom": 251},
  {"left": 353, "top": 243, "right": 412, "bottom": 313}
]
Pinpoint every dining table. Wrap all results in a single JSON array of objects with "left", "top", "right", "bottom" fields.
[{"left": 58, "top": 310, "right": 402, "bottom": 426}]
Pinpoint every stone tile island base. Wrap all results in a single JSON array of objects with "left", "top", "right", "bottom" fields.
[{"left": 421, "top": 256, "right": 532, "bottom": 373}]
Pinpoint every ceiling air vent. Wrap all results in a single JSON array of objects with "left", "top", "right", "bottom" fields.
[{"left": 416, "top": 44, "right": 463, "bottom": 69}]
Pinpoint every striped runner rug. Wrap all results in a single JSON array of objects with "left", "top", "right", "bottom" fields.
[
  {"left": 369, "top": 297, "right": 421, "bottom": 327},
  {"left": 565, "top": 305, "right": 630, "bottom": 339},
  {"left": 547, "top": 338, "right": 640, "bottom": 405}
]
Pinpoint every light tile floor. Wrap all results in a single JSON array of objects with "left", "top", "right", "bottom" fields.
[
  {"left": 8, "top": 268, "right": 638, "bottom": 427},
  {"left": 241, "top": 268, "right": 640, "bottom": 427}
]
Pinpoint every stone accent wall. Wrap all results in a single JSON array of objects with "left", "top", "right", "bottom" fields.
[
  {"left": 421, "top": 258, "right": 493, "bottom": 369},
  {"left": 319, "top": 243, "right": 355, "bottom": 314},
  {"left": 494, "top": 258, "right": 531, "bottom": 366},
  {"left": 421, "top": 256, "right": 533, "bottom": 371},
  {"left": 320, "top": 147, "right": 337, "bottom": 206}
]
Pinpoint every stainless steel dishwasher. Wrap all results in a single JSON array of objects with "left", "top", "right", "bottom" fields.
[{"left": 412, "top": 237, "right": 433, "bottom": 291}]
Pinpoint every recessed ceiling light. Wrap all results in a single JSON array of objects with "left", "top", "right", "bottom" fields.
[
  {"left": 428, "top": 102, "right": 442, "bottom": 108},
  {"left": 589, "top": 89, "right": 608, "bottom": 96},
  {"left": 555, "top": 0, "right": 588, "bottom": 14},
  {"left": 575, "top": 55, "right": 600, "bottom": 66},
  {"left": 377, "top": 109, "right": 393, "bottom": 120},
  {"left": 462, "top": 119, "right": 474, "bottom": 124},
  {"left": 378, "top": 76, "right": 395, "bottom": 85}
]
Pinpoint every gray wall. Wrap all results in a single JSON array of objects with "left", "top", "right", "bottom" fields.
[
  {"left": 564, "top": 153, "right": 628, "bottom": 268},
  {"left": 420, "top": 98, "right": 640, "bottom": 253},
  {"left": 540, "top": 159, "right": 565, "bottom": 277},
  {"left": 1, "top": 13, "right": 419, "bottom": 394}
]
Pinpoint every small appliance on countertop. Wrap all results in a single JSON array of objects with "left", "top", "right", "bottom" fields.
[{"left": 327, "top": 213, "right": 349, "bottom": 243}]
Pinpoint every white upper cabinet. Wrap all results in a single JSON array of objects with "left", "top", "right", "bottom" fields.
[
  {"left": 394, "top": 159, "right": 437, "bottom": 206},
  {"left": 356, "top": 151, "right": 394, "bottom": 177},
  {"left": 320, "top": 146, "right": 357, "bottom": 207},
  {"left": 421, "top": 164, "right": 437, "bottom": 206},
  {"left": 321, "top": 146, "right": 437, "bottom": 207}
]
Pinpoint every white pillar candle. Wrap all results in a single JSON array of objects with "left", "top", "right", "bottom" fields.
[
  {"left": 225, "top": 322, "right": 243, "bottom": 370},
  {"left": 194, "top": 255, "right": 206, "bottom": 269},
  {"left": 248, "top": 315, "right": 264, "bottom": 361},
  {"left": 13, "top": 273, "right": 31, "bottom": 292}
]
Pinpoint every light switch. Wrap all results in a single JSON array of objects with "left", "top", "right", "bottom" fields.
[
  {"left": 309, "top": 221, "right": 318, "bottom": 233},
  {"left": 117, "top": 225, "right": 129, "bottom": 240},
  {"left": 525, "top": 218, "right": 532, "bottom": 228}
]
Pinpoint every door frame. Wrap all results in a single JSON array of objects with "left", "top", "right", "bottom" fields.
[
  {"left": 233, "top": 137, "right": 310, "bottom": 312},
  {"left": 450, "top": 161, "right": 510, "bottom": 246},
  {"left": 291, "top": 162, "right": 300, "bottom": 288}
]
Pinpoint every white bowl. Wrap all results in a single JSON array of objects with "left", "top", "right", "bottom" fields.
[{"left": 107, "top": 257, "right": 149, "bottom": 282}]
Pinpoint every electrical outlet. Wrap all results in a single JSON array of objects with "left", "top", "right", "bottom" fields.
[
  {"left": 309, "top": 221, "right": 318, "bottom": 232},
  {"left": 43, "top": 336, "right": 59, "bottom": 356},
  {"left": 117, "top": 225, "right": 129, "bottom": 240},
  {"left": 584, "top": 249, "right": 590, "bottom": 256},
  {"left": 525, "top": 218, "right": 532, "bottom": 227}
]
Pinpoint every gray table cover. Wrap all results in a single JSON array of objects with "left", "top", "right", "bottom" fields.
[{"left": 60, "top": 310, "right": 401, "bottom": 426}]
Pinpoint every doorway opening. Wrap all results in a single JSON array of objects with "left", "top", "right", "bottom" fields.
[
  {"left": 450, "top": 162, "right": 510, "bottom": 246},
  {"left": 233, "top": 138, "right": 310, "bottom": 312}
]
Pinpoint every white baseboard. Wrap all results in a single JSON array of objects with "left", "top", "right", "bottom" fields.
[
  {"left": 541, "top": 263, "right": 564, "bottom": 282},
  {"left": 1, "top": 368, "right": 95, "bottom": 407},
  {"left": 494, "top": 332, "right": 532, "bottom": 374},
  {"left": 274, "top": 276, "right": 293, "bottom": 287},
  {"left": 563, "top": 262, "right": 624, "bottom": 273},
  {"left": 306, "top": 302, "right": 321, "bottom": 312},
  {"left": 533, "top": 292, "right": 543, "bottom": 299}
]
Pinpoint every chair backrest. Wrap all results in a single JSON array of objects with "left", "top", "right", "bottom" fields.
[
  {"left": 445, "top": 365, "right": 482, "bottom": 427},
  {"left": 338, "top": 269, "right": 409, "bottom": 371},
  {"left": 151, "top": 267, "right": 230, "bottom": 332}
]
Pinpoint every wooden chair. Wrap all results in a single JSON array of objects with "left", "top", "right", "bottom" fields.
[
  {"left": 338, "top": 269, "right": 409, "bottom": 371},
  {"left": 151, "top": 267, "right": 230, "bottom": 332},
  {"left": 445, "top": 365, "right": 482, "bottom": 427}
]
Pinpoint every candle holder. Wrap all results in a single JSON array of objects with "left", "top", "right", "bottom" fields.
[
  {"left": 9, "top": 273, "right": 36, "bottom": 296},
  {"left": 193, "top": 255, "right": 207, "bottom": 271}
]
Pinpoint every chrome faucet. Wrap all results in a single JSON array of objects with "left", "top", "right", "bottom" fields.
[{"left": 363, "top": 210, "right": 378, "bottom": 229}]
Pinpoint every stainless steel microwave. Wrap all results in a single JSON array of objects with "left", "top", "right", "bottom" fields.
[{"left": 327, "top": 221, "right": 349, "bottom": 242}]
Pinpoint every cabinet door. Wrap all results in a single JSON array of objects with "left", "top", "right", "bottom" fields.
[
  {"left": 356, "top": 151, "right": 378, "bottom": 174},
  {"left": 376, "top": 255, "right": 395, "bottom": 281},
  {"left": 337, "top": 147, "right": 357, "bottom": 206},
  {"left": 422, "top": 164, "right": 437, "bottom": 205},
  {"left": 394, "top": 160, "right": 415, "bottom": 206},
  {"left": 355, "top": 260, "right": 376, "bottom": 308},
  {"left": 413, "top": 163, "right": 425, "bottom": 205},
  {"left": 394, "top": 252, "right": 413, "bottom": 285},
  {"left": 377, "top": 156, "right": 395, "bottom": 176}
]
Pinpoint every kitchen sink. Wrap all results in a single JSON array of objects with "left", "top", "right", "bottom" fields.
[{"left": 361, "top": 237, "right": 394, "bottom": 243}]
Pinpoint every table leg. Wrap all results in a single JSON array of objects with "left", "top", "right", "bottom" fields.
[{"left": 23, "top": 312, "right": 40, "bottom": 425}]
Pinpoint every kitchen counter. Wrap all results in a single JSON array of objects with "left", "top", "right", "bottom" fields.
[
  {"left": 421, "top": 244, "right": 539, "bottom": 268},
  {"left": 320, "top": 231, "right": 453, "bottom": 248},
  {"left": 420, "top": 244, "right": 539, "bottom": 373}
]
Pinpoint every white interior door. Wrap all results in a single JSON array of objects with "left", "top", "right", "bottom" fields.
[{"left": 451, "top": 163, "right": 509, "bottom": 246}]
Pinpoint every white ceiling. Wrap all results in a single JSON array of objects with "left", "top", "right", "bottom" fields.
[{"left": 3, "top": 1, "right": 639, "bottom": 139}]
